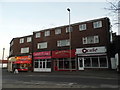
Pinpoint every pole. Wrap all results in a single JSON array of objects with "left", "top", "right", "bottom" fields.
[
  {"left": 2, "top": 48, "right": 5, "bottom": 68},
  {"left": 67, "top": 8, "right": 72, "bottom": 71}
]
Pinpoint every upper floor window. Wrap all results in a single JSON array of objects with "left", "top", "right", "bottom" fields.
[
  {"left": 45, "top": 31, "right": 50, "bottom": 36},
  {"left": 82, "top": 35, "right": 99, "bottom": 44},
  {"left": 21, "top": 47, "right": 29, "bottom": 53},
  {"left": 20, "top": 38, "right": 24, "bottom": 43},
  {"left": 55, "top": 28, "right": 61, "bottom": 35},
  {"left": 27, "top": 37, "right": 32, "bottom": 42},
  {"left": 66, "top": 26, "right": 73, "bottom": 33},
  {"left": 37, "top": 42, "right": 47, "bottom": 49},
  {"left": 57, "top": 39, "right": 70, "bottom": 47},
  {"left": 35, "top": 32, "right": 41, "bottom": 38},
  {"left": 93, "top": 21, "right": 102, "bottom": 28},
  {"left": 79, "top": 24, "right": 86, "bottom": 31}
]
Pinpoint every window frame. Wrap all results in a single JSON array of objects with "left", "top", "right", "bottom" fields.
[
  {"left": 19, "top": 38, "right": 24, "bottom": 44},
  {"left": 79, "top": 24, "right": 87, "bottom": 31},
  {"left": 93, "top": 21, "right": 102, "bottom": 28},
  {"left": 27, "top": 37, "right": 32, "bottom": 42},
  {"left": 21, "top": 47, "right": 29, "bottom": 53},
  {"left": 45, "top": 31, "right": 50, "bottom": 37},
  {"left": 35, "top": 32, "right": 41, "bottom": 38},
  {"left": 37, "top": 42, "right": 48, "bottom": 49},
  {"left": 55, "top": 28, "right": 61, "bottom": 35}
]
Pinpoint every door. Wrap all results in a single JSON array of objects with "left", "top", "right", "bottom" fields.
[{"left": 78, "top": 57, "right": 84, "bottom": 70}]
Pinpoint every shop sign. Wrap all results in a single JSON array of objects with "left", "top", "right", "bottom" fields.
[
  {"left": 76, "top": 46, "right": 106, "bottom": 54},
  {"left": 33, "top": 51, "right": 51, "bottom": 56},
  {"left": 14, "top": 60, "right": 31, "bottom": 64},
  {"left": 34, "top": 56, "right": 52, "bottom": 59},
  {"left": 52, "top": 49, "right": 76, "bottom": 58},
  {"left": 16, "top": 56, "right": 32, "bottom": 61}
]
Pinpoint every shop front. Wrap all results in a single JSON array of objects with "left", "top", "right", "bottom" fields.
[
  {"left": 14, "top": 55, "right": 32, "bottom": 71},
  {"left": 76, "top": 46, "right": 109, "bottom": 70},
  {"left": 52, "top": 49, "right": 76, "bottom": 71},
  {"left": 33, "top": 51, "right": 52, "bottom": 72}
]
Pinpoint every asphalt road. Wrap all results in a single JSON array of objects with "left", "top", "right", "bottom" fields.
[{"left": 2, "top": 69, "right": 119, "bottom": 89}]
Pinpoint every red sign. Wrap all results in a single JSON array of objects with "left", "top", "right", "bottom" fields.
[
  {"left": 52, "top": 49, "right": 76, "bottom": 58},
  {"left": 33, "top": 51, "right": 51, "bottom": 56},
  {"left": 34, "top": 56, "right": 52, "bottom": 59},
  {"left": 14, "top": 60, "right": 31, "bottom": 64},
  {"left": 16, "top": 56, "right": 32, "bottom": 61}
]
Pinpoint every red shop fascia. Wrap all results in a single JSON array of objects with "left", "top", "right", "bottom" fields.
[{"left": 52, "top": 49, "right": 76, "bottom": 71}]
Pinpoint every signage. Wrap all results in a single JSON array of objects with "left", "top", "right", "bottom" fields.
[
  {"left": 52, "top": 49, "right": 76, "bottom": 58},
  {"left": 16, "top": 56, "right": 32, "bottom": 61},
  {"left": 33, "top": 51, "right": 51, "bottom": 56},
  {"left": 34, "top": 56, "right": 52, "bottom": 59},
  {"left": 76, "top": 46, "right": 106, "bottom": 54}
]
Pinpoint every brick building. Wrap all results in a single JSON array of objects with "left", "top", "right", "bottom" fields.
[{"left": 9, "top": 17, "right": 111, "bottom": 72}]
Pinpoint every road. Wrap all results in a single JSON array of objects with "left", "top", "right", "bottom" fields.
[{"left": 2, "top": 69, "right": 119, "bottom": 89}]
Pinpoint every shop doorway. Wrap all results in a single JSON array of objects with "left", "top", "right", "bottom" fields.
[
  {"left": 34, "top": 59, "right": 51, "bottom": 72},
  {"left": 78, "top": 58, "right": 84, "bottom": 70}
]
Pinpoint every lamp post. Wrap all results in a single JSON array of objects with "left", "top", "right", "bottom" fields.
[
  {"left": 67, "top": 8, "right": 72, "bottom": 71},
  {"left": 2, "top": 48, "right": 5, "bottom": 68}
]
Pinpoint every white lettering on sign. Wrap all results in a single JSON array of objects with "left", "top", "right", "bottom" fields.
[
  {"left": 82, "top": 48, "right": 98, "bottom": 53},
  {"left": 76, "top": 46, "right": 106, "bottom": 54}
]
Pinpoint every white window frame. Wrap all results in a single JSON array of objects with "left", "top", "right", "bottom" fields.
[
  {"left": 37, "top": 42, "right": 47, "bottom": 49},
  {"left": 66, "top": 26, "right": 73, "bottom": 33},
  {"left": 55, "top": 28, "right": 61, "bottom": 35},
  {"left": 20, "top": 38, "right": 24, "bottom": 43},
  {"left": 57, "top": 39, "right": 70, "bottom": 47},
  {"left": 79, "top": 24, "right": 86, "bottom": 31},
  {"left": 93, "top": 21, "right": 102, "bottom": 28},
  {"left": 35, "top": 32, "right": 41, "bottom": 38},
  {"left": 82, "top": 35, "right": 99, "bottom": 44},
  {"left": 45, "top": 31, "right": 50, "bottom": 36},
  {"left": 27, "top": 37, "right": 32, "bottom": 42},
  {"left": 21, "top": 47, "right": 29, "bottom": 53}
]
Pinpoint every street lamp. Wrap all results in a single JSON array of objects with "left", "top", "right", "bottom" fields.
[
  {"left": 2, "top": 48, "right": 5, "bottom": 68},
  {"left": 67, "top": 8, "right": 72, "bottom": 71}
]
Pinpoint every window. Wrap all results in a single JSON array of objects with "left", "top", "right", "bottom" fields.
[
  {"left": 84, "top": 56, "right": 108, "bottom": 68},
  {"left": 20, "top": 38, "right": 24, "bottom": 43},
  {"left": 82, "top": 35, "right": 99, "bottom": 44},
  {"left": 57, "top": 39, "right": 70, "bottom": 47},
  {"left": 93, "top": 21, "right": 102, "bottom": 28},
  {"left": 27, "top": 37, "right": 32, "bottom": 42},
  {"left": 35, "top": 32, "right": 41, "bottom": 38},
  {"left": 55, "top": 28, "right": 61, "bottom": 35},
  {"left": 21, "top": 47, "right": 29, "bottom": 53},
  {"left": 66, "top": 26, "right": 73, "bottom": 33},
  {"left": 79, "top": 24, "right": 86, "bottom": 31},
  {"left": 37, "top": 42, "right": 47, "bottom": 49},
  {"left": 45, "top": 31, "right": 50, "bottom": 36}
]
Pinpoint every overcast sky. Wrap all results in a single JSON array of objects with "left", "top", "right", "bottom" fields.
[{"left": 0, "top": 0, "right": 118, "bottom": 60}]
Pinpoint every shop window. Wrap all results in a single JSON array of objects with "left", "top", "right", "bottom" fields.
[
  {"left": 99, "top": 57, "right": 107, "bottom": 67},
  {"left": 35, "top": 62, "right": 39, "bottom": 68},
  {"left": 71, "top": 59, "right": 76, "bottom": 69},
  {"left": 84, "top": 58, "right": 91, "bottom": 67},
  {"left": 59, "top": 60, "right": 64, "bottom": 69},
  {"left": 64, "top": 61, "right": 69, "bottom": 69},
  {"left": 92, "top": 57, "right": 99, "bottom": 67},
  {"left": 47, "top": 61, "right": 51, "bottom": 68}
]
